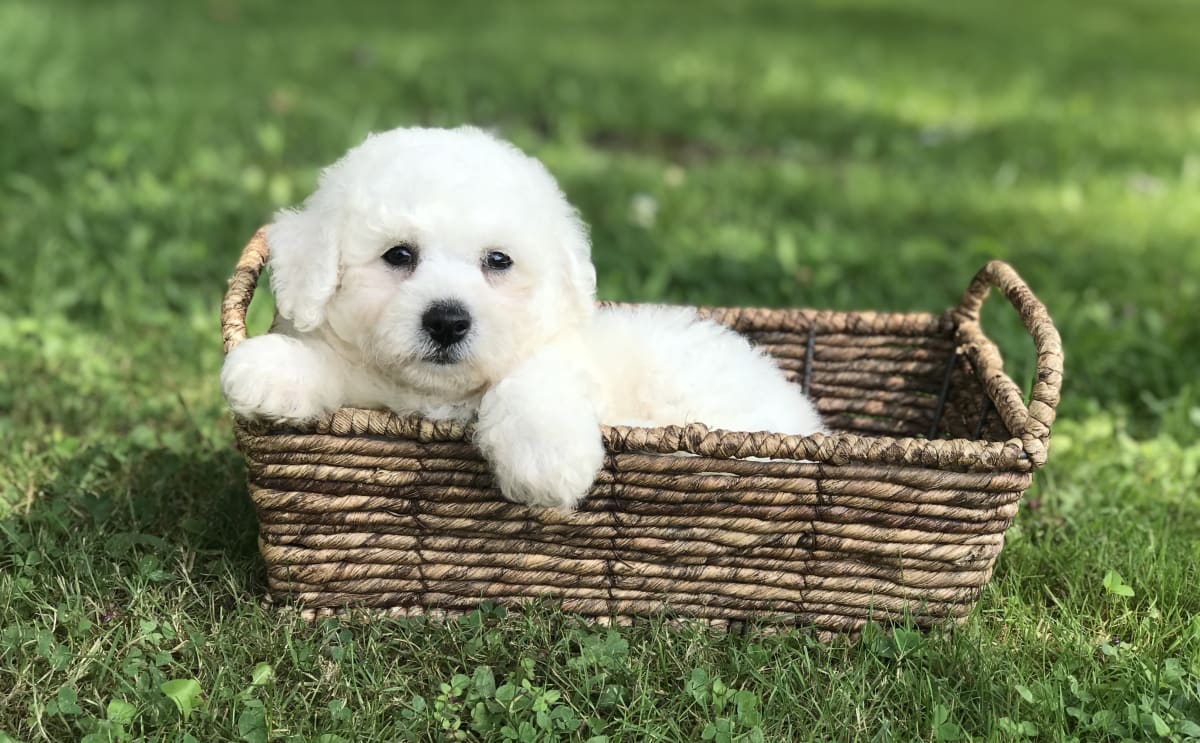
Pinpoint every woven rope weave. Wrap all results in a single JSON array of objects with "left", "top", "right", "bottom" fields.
[{"left": 223, "top": 228, "right": 1062, "bottom": 631}]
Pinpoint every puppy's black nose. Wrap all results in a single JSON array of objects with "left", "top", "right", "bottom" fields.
[{"left": 422, "top": 301, "right": 472, "bottom": 348}]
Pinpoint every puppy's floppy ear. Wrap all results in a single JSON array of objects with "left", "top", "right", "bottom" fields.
[
  {"left": 560, "top": 211, "right": 598, "bottom": 318},
  {"left": 266, "top": 206, "right": 339, "bottom": 333}
]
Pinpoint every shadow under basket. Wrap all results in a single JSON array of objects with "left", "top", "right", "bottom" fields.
[{"left": 222, "top": 229, "right": 1063, "bottom": 633}]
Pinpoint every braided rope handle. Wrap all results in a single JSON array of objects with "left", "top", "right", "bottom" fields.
[
  {"left": 952, "top": 261, "right": 1063, "bottom": 468},
  {"left": 221, "top": 227, "right": 270, "bottom": 354}
]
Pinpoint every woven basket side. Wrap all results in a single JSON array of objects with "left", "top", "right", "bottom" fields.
[{"left": 243, "top": 426, "right": 1028, "bottom": 630}]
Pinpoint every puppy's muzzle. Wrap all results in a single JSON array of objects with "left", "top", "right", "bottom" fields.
[{"left": 422, "top": 300, "right": 472, "bottom": 350}]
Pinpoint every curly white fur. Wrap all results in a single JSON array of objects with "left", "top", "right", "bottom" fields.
[{"left": 221, "top": 126, "right": 824, "bottom": 510}]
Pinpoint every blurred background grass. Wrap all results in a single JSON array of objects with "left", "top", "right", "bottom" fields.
[
  {"left": 1, "top": 1, "right": 1198, "bottom": 741},
  {"left": 2, "top": 0, "right": 1199, "bottom": 439}
]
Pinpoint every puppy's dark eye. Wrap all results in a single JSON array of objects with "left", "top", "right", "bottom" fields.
[
  {"left": 382, "top": 244, "right": 417, "bottom": 268},
  {"left": 484, "top": 250, "right": 513, "bottom": 271}
]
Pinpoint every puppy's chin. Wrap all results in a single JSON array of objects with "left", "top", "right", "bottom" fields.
[
  {"left": 421, "top": 347, "right": 464, "bottom": 366},
  {"left": 380, "top": 351, "right": 488, "bottom": 399}
]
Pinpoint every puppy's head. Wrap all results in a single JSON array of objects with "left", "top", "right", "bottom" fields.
[{"left": 267, "top": 126, "right": 595, "bottom": 397}]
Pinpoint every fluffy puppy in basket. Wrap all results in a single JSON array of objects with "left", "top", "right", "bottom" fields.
[{"left": 221, "top": 127, "right": 824, "bottom": 510}]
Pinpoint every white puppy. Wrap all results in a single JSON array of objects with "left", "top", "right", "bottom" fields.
[{"left": 221, "top": 127, "right": 824, "bottom": 510}]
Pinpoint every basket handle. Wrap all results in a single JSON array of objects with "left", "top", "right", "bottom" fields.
[
  {"left": 952, "top": 260, "right": 1063, "bottom": 468},
  {"left": 221, "top": 227, "right": 270, "bottom": 354}
]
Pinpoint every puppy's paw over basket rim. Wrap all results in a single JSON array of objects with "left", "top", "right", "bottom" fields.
[{"left": 222, "top": 227, "right": 1063, "bottom": 632}]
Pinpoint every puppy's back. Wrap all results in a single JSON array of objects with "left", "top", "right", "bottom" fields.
[{"left": 587, "top": 305, "right": 824, "bottom": 435}]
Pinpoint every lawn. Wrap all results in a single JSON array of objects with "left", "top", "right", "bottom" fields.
[{"left": 2, "top": 0, "right": 1199, "bottom": 740}]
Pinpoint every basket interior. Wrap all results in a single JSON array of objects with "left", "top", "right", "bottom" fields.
[{"left": 724, "top": 310, "right": 1012, "bottom": 444}]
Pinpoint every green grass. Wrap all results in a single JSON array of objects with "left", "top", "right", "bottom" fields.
[{"left": 2, "top": 0, "right": 1199, "bottom": 740}]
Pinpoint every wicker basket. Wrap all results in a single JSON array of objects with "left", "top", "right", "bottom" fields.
[{"left": 222, "top": 228, "right": 1062, "bottom": 632}]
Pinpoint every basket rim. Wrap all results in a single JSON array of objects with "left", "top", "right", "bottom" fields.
[
  {"left": 234, "top": 411, "right": 1030, "bottom": 473},
  {"left": 223, "top": 228, "right": 1062, "bottom": 474}
]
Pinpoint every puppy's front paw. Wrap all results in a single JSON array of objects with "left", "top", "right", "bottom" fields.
[
  {"left": 221, "top": 335, "right": 338, "bottom": 424},
  {"left": 475, "top": 378, "right": 604, "bottom": 511}
]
